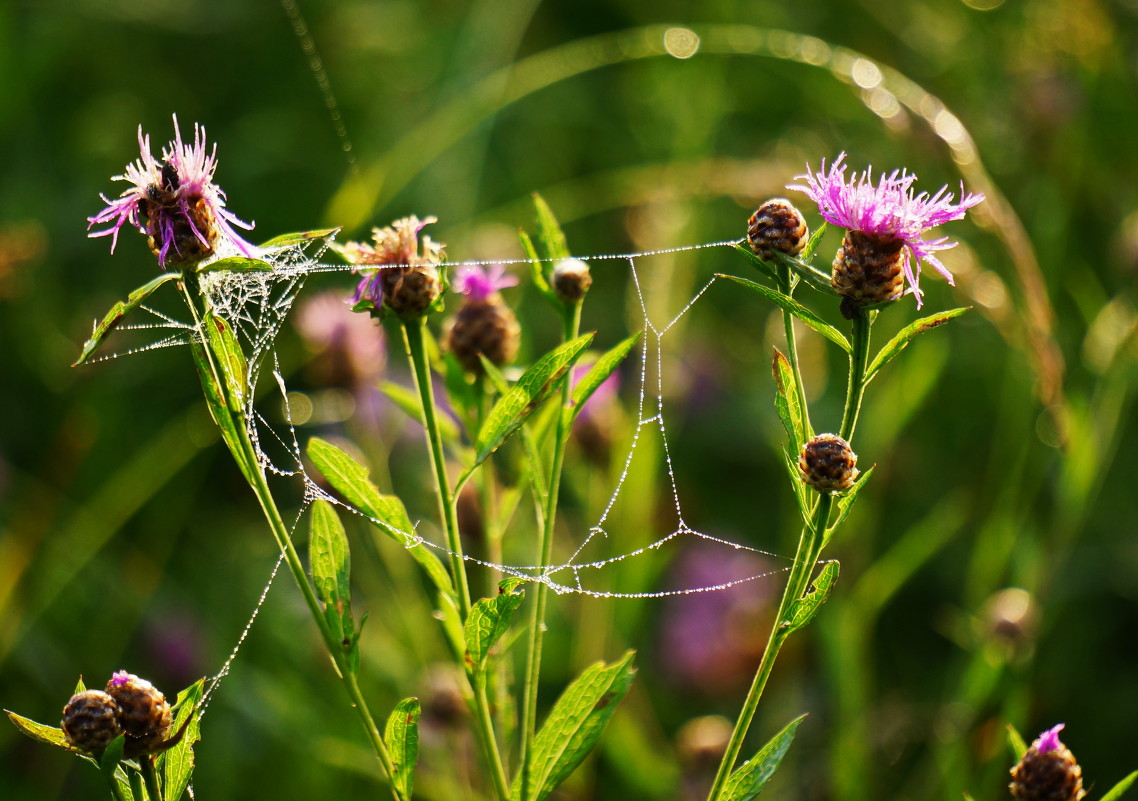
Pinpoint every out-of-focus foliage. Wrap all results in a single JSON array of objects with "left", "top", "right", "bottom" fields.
[{"left": 2, "top": 1, "right": 1137, "bottom": 800}]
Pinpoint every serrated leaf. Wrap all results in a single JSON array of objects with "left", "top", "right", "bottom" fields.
[
  {"left": 723, "top": 274, "right": 850, "bottom": 352},
  {"left": 475, "top": 334, "right": 593, "bottom": 463},
  {"left": 257, "top": 228, "right": 340, "bottom": 250},
  {"left": 73, "top": 272, "right": 181, "bottom": 366},
  {"left": 309, "top": 500, "right": 353, "bottom": 650},
  {"left": 4, "top": 710, "right": 79, "bottom": 751},
  {"left": 195, "top": 256, "right": 274, "bottom": 274},
  {"left": 824, "top": 466, "right": 874, "bottom": 547},
  {"left": 772, "top": 349, "right": 808, "bottom": 455},
  {"left": 532, "top": 193, "right": 570, "bottom": 262},
  {"left": 159, "top": 678, "right": 205, "bottom": 801},
  {"left": 570, "top": 333, "right": 640, "bottom": 422},
  {"left": 1101, "top": 770, "right": 1138, "bottom": 801},
  {"left": 1007, "top": 724, "right": 1028, "bottom": 761},
  {"left": 722, "top": 714, "right": 807, "bottom": 801},
  {"left": 464, "top": 578, "right": 526, "bottom": 679},
  {"left": 385, "top": 698, "right": 421, "bottom": 799},
  {"left": 865, "top": 307, "right": 970, "bottom": 383},
  {"left": 306, "top": 438, "right": 455, "bottom": 599},
  {"left": 380, "top": 381, "right": 461, "bottom": 443},
  {"left": 785, "top": 562, "right": 840, "bottom": 634},
  {"left": 512, "top": 651, "right": 637, "bottom": 801}
]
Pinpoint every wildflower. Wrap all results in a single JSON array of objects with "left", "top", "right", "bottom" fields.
[
  {"left": 445, "top": 263, "right": 520, "bottom": 373},
  {"left": 104, "top": 671, "right": 172, "bottom": 757},
  {"left": 87, "top": 115, "right": 256, "bottom": 269},
  {"left": 790, "top": 153, "right": 984, "bottom": 307},
  {"left": 61, "top": 690, "right": 121, "bottom": 753},
  {"left": 552, "top": 258, "right": 592, "bottom": 302},
  {"left": 343, "top": 216, "right": 444, "bottom": 319},
  {"left": 1010, "top": 724, "right": 1086, "bottom": 801},
  {"left": 799, "top": 433, "right": 859, "bottom": 492},
  {"left": 747, "top": 198, "right": 809, "bottom": 262}
]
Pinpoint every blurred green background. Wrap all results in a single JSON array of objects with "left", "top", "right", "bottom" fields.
[{"left": 2, "top": 0, "right": 1138, "bottom": 799}]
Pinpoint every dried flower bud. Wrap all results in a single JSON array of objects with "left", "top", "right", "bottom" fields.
[
  {"left": 104, "top": 671, "right": 172, "bottom": 757},
  {"left": 1010, "top": 724, "right": 1086, "bottom": 801},
  {"left": 345, "top": 216, "right": 445, "bottom": 319},
  {"left": 552, "top": 258, "right": 592, "bottom": 302},
  {"left": 747, "top": 198, "right": 808, "bottom": 262},
  {"left": 799, "top": 434, "right": 858, "bottom": 492},
  {"left": 831, "top": 229, "right": 906, "bottom": 307},
  {"left": 61, "top": 690, "right": 122, "bottom": 753}
]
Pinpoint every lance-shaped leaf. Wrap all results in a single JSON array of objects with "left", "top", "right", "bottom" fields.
[
  {"left": 781, "top": 449, "right": 813, "bottom": 527},
  {"left": 824, "top": 466, "right": 874, "bottom": 547},
  {"left": 475, "top": 333, "right": 593, "bottom": 463},
  {"left": 733, "top": 243, "right": 777, "bottom": 282},
  {"left": 385, "top": 698, "right": 421, "bottom": 800},
  {"left": 785, "top": 561, "right": 840, "bottom": 634},
  {"left": 464, "top": 578, "right": 526, "bottom": 679},
  {"left": 306, "top": 438, "right": 455, "bottom": 600},
  {"left": 1006, "top": 724, "right": 1028, "bottom": 761},
  {"left": 73, "top": 272, "right": 181, "bottom": 366},
  {"left": 99, "top": 734, "right": 126, "bottom": 785},
  {"left": 159, "top": 678, "right": 205, "bottom": 801},
  {"left": 723, "top": 274, "right": 850, "bottom": 352},
  {"left": 798, "top": 221, "right": 829, "bottom": 263},
  {"left": 309, "top": 500, "right": 355, "bottom": 664},
  {"left": 722, "top": 714, "right": 807, "bottom": 801},
  {"left": 5, "top": 710, "right": 79, "bottom": 752},
  {"left": 1100, "top": 770, "right": 1138, "bottom": 801},
  {"left": 257, "top": 227, "right": 340, "bottom": 250},
  {"left": 380, "top": 381, "right": 461, "bottom": 443},
  {"left": 570, "top": 333, "right": 640, "bottom": 422},
  {"left": 520, "top": 229, "right": 557, "bottom": 304},
  {"left": 201, "top": 311, "right": 249, "bottom": 412},
  {"left": 865, "top": 307, "right": 970, "bottom": 383},
  {"left": 533, "top": 193, "right": 571, "bottom": 263},
  {"left": 512, "top": 650, "right": 637, "bottom": 801},
  {"left": 195, "top": 256, "right": 274, "bottom": 274},
  {"left": 772, "top": 349, "right": 809, "bottom": 455}
]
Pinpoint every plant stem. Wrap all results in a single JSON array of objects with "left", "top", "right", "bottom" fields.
[
  {"left": 519, "top": 301, "right": 582, "bottom": 801},
  {"left": 104, "top": 770, "right": 129, "bottom": 801},
  {"left": 840, "top": 308, "right": 872, "bottom": 442},
  {"left": 778, "top": 267, "right": 813, "bottom": 440},
  {"left": 401, "top": 318, "right": 510, "bottom": 800},
  {"left": 705, "top": 492, "right": 834, "bottom": 801},
  {"left": 140, "top": 756, "right": 162, "bottom": 801}
]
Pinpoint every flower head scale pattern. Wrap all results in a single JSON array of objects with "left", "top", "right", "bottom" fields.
[
  {"left": 789, "top": 153, "right": 984, "bottom": 306},
  {"left": 87, "top": 115, "right": 256, "bottom": 268},
  {"left": 344, "top": 215, "right": 444, "bottom": 308},
  {"left": 453, "top": 263, "right": 517, "bottom": 302}
]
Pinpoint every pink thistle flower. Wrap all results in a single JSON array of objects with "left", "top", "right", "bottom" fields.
[
  {"left": 789, "top": 153, "right": 984, "bottom": 306},
  {"left": 87, "top": 114, "right": 256, "bottom": 269},
  {"left": 343, "top": 215, "right": 444, "bottom": 314},
  {"left": 109, "top": 670, "right": 130, "bottom": 688},
  {"left": 452, "top": 264, "right": 518, "bottom": 301},
  {"left": 1034, "top": 723, "right": 1066, "bottom": 754}
]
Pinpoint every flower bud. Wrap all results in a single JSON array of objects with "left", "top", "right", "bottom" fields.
[
  {"left": 1010, "top": 724, "right": 1086, "bottom": 801},
  {"left": 445, "top": 265, "right": 520, "bottom": 374},
  {"left": 831, "top": 229, "right": 906, "bottom": 307},
  {"left": 61, "top": 690, "right": 122, "bottom": 753},
  {"left": 345, "top": 216, "right": 445, "bottom": 319},
  {"left": 552, "top": 258, "right": 592, "bottom": 302},
  {"left": 104, "top": 671, "right": 172, "bottom": 757},
  {"left": 747, "top": 198, "right": 808, "bottom": 262},
  {"left": 799, "top": 434, "right": 858, "bottom": 492}
]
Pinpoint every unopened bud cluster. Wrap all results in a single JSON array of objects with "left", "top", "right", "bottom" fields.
[
  {"left": 1010, "top": 725, "right": 1086, "bottom": 801},
  {"left": 61, "top": 671, "right": 172, "bottom": 757},
  {"left": 799, "top": 434, "right": 859, "bottom": 492}
]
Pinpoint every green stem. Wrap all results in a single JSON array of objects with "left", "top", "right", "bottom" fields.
[
  {"left": 519, "top": 301, "right": 582, "bottom": 801},
  {"left": 840, "top": 308, "right": 872, "bottom": 442},
  {"left": 401, "top": 318, "right": 509, "bottom": 800},
  {"left": 140, "top": 756, "right": 162, "bottom": 801},
  {"left": 180, "top": 280, "right": 406, "bottom": 801},
  {"left": 778, "top": 267, "right": 813, "bottom": 440},
  {"left": 706, "top": 493, "right": 834, "bottom": 801},
  {"left": 104, "top": 770, "right": 129, "bottom": 801}
]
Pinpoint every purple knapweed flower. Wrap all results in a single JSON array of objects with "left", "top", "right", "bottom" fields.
[
  {"left": 109, "top": 670, "right": 131, "bottom": 688},
  {"left": 452, "top": 263, "right": 518, "bottom": 301},
  {"left": 343, "top": 215, "right": 444, "bottom": 317},
  {"left": 1034, "top": 723, "right": 1065, "bottom": 754},
  {"left": 87, "top": 115, "right": 257, "bottom": 269},
  {"left": 789, "top": 153, "right": 984, "bottom": 307}
]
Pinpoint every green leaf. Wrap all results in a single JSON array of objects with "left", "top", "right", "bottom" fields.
[
  {"left": 201, "top": 311, "right": 249, "bottom": 412},
  {"left": 570, "top": 333, "right": 640, "bottom": 422},
  {"left": 73, "top": 272, "right": 181, "bottom": 366},
  {"left": 380, "top": 381, "right": 461, "bottom": 443},
  {"left": 781, "top": 450, "right": 812, "bottom": 526},
  {"left": 1101, "top": 770, "right": 1138, "bottom": 801},
  {"left": 799, "top": 221, "right": 828, "bottom": 262},
  {"left": 464, "top": 578, "right": 526, "bottom": 679},
  {"left": 1007, "top": 724, "right": 1028, "bottom": 761},
  {"left": 4, "top": 710, "right": 79, "bottom": 751},
  {"left": 824, "top": 466, "right": 874, "bottom": 547},
  {"left": 189, "top": 335, "right": 253, "bottom": 478},
  {"left": 195, "top": 256, "right": 274, "bottom": 274},
  {"left": 722, "top": 714, "right": 807, "bottom": 801},
  {"left": 532, "top": 193, "right": 571, "bottom": 262},
  {"left": 732, "top": 243, "right": 777, "bottom": 282},
  {"left": 99, "top": 734, "right": 126, "bottom": 781},
  {"left": 772, "top": 349, "right": 809, "bottom": 455},
  {"left": 159, "top": 678, "right": 205, "bottom": 801},
  {"left": 385, "top": 698, "right": 421, "bottom": 800},
  {"left": 722, "top": 274, "right": 851, "bottom": 352},
  {"left": 785, "top": 562, "right": 840, "bottom": 634},
  {"left": 475, "top": 334, "right": 594, "bottom": 463},
  {"left": 257, "top": 228, "right": 340, "bottom": 250},
  {"left": 865, "top": 307, "right": 970, "bottom": 383},
  {"left": 512, "top": 651, "right": 637, "bottom": 801},
  {"left": 306, "top": 438, "right": 455, "bottom": 599},
  {"left": 309, "top": 500, "right": 354, "bottom": 656},
  {"left": 520, "top": 229, "right": 557, "bottom": 304}
]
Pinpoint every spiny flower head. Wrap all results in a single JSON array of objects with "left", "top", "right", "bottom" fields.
[
  {"left": 452, "top": 263, "right": 518, "bottom": 302},
  {"left": 87, "top": 115, "right": 256, "bottom": 268},
  {"left": 789, "top": 153, "right": 984, "bottom": 306},
  {"left": 343, "top": 215, "right": 444, "bottom": 316}
]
